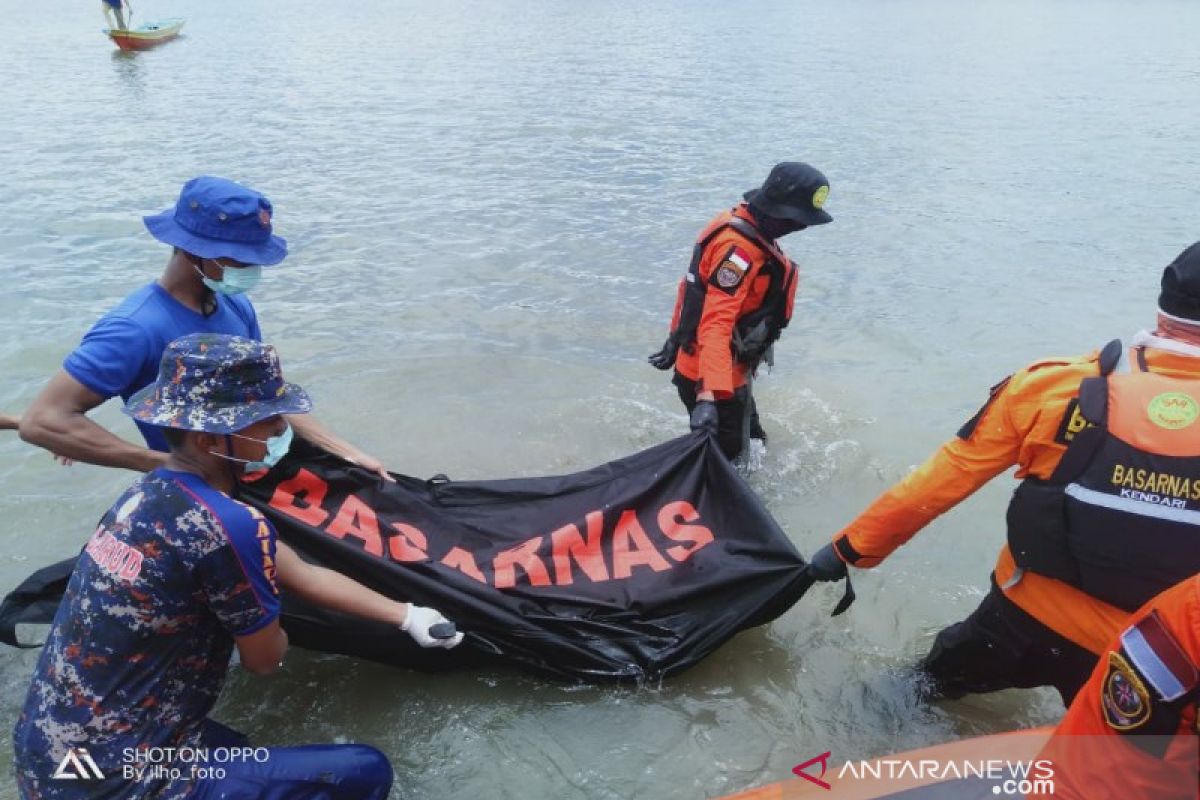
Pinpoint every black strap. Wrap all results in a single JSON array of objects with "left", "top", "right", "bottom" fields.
[
  {"left": 725, "top": 216, "right": 786, "bottom": 264},
  {"left": 1045, "top": 341, "right": 1123, "bottom": 483},
  {"left": 1136, "top": 346, "right": 1150, "bottom": 373},
  {"left": 0, "top": 557, "right": 77, "bottom": 647},
  {"left": 1077, "top": 376, "right": 1110, "bottom": 426},
  {"left": 1098, "top": 338, "right": 1123, "bottom": 375},
  {"left": 1050, "top": 378, "right": 1109, "bottom": 483},
  {"left": 426, "top": 473, "right": 451, "bottom": 505},
  {"left": 793, "top": 567, "right": 857, "bottom": 617},
  {"left": 831, "top": 573, "right": 856, "bottom": 616}
]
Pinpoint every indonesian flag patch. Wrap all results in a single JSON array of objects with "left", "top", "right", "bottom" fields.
[
  {"left": 712, "top": 246, "right": 752, "bottom": 294},
  {"left": 1119, "top": 611, "right": 1199, "bottom": 702},
  {"left": 1100, "top": 611, "right": 1200, "bottom": 734}
]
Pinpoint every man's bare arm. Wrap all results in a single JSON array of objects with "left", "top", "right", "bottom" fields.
[{"left": 19, "top": 370, "right": 166, "bottom": 472}]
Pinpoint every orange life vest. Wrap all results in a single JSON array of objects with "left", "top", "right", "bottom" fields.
[
  {"left": 1007, "top": 345, "right": 1200, "bottom": 612},
  {"left": 669, "top": 207, "right": 797, "bottom": 369}
]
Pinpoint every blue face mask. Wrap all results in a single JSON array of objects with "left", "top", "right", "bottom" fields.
[
  {"left": 196, "top": 260, "right": 262, "bottom": 296},
  {"left": 214, "top": 424, "right": 293, "bottom": 473}
]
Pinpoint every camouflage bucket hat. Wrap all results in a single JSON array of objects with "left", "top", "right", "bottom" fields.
[{"left": 124, "top": 333, "right": 312, "bottom": 434}]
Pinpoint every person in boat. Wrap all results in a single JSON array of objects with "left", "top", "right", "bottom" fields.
[
  {"left": 101, "top": 0, "right": 130, "bottom": 30},
  {"left": 647, "top": 162, "right": 831, "bottom": 460},
  {"left": 12, "top": 333, "right": 463, "bottom": 799},
  {"left": 807, "top": 241, "right": 1200, "bottom": 706},
  {"left": 19, "top": 176, "right": 390, "bottom": 479},
  {"left": 1039, "top": 572, "right": 1200, "bottom": 799}
]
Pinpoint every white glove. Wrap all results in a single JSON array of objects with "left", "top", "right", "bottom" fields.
[{"left": 401, "top": 604, "right": 464, "bottom": 649}]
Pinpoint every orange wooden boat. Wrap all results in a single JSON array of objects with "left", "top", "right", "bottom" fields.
[{"left": 104, "top": 18, "right": 184, "bottom": 51}]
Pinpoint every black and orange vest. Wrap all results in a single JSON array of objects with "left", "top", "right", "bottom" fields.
[
  {"left": 670, "top": 208, "right": 797, "bottom": 366},
  {"left": 1008, "top": 341, "right": 1200, "bottom": 612}
]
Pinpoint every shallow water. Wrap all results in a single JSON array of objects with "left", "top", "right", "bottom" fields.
[{"left": 1, "top": 0, "right": 1198, "bottom": 796}]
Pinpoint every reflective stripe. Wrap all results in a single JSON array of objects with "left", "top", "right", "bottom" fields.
[
  {"left": 1133, "top": 328, "right": 1200, "bottom": 357},
  {"left": 999, "top": 566, "right": 1025, "bottom": 590},
  {"left": 1121, "top": 625, "right": 1188, "bottom": 701},
  {"left": 1064, "top": 483, "right": 1200, "bottom": 526}
]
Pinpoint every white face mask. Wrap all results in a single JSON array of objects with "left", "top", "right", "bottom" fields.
[
  {"left": 210, "top": 424, "right": 293, "bottom": 473},
  {"left": 195, "top": 260, "right": 262, "bottom": 295}
]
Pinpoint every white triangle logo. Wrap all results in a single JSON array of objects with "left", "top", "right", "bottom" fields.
[{"left": 52, "top": 748, "right": 105, "bottom": 780}]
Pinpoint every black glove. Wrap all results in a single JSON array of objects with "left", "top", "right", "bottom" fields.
[
  {"left": 806, "top": 543, "right": 848, "bottom": 582},
  {"left": 647, "top": 338, "right": 679, "bottom": 371},
  {"left": 689, "top": 400, "right": 719, "bottom": 435}
]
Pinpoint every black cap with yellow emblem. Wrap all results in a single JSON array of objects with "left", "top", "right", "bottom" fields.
[{"left": 743, "top": 162, "right": 832, "bottom": 226}]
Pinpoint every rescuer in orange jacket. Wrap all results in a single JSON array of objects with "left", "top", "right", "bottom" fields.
[
  {"left": 1040, "top": 574, "right": 1200, "bottom": 799},
  {"left": 648, "top": 162, "right": 832, "bottom": 460},
  {"left": 806, "top": 241, "right": 1200, "bottom": 706}
]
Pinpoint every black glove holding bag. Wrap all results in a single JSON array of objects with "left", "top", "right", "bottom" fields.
[{"left": 689, "top": 400, "right": 719, "bottom": 435}]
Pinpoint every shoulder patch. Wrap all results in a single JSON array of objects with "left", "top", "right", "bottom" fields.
[
  {"left": 709, "top": 245, "right": 751, "bottom": 295},
  {"left": 1054, "top": 398, "right": 1093, "bottom": 445},
  {"left": 1120, "top": 611, "right": 1199, "bottom": 702},
  {"left": 1102, "top": 650, "right": 1153, "bottom": 731}
]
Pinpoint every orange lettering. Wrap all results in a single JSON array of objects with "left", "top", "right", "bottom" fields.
[
  {"left": 611, "top": 509, "right": 670, "bottom": 579},
  {"left": 388, "top": 523, "right": 429, "bottom": 562},
  {"left": 85, "top": 534, "right": 105, "bottom": 563},
  {"left": 550, "top": 511, "right": 609, "bottom": 585},
  {"left": 268, "top": 469, "right": 331, "bottom": 527},
  {"left": 658, "top": 501, "right": 715, "bottom": 562},
  {"left": 326, "top": 495, "right": 383, "bottom": 556},
  {"left": 104, "top": 540, "right": 128, "bottom": 572},
  {"left": 493, "top": 536, "right": 551, "bottom": 589},
  {"left": 441, "top": 546, "right": 486, "bottom": 583},
  {"left": 94, "top": 536, "right": 112, "bottom": 564},
  {"left": 261, "top": 554, "right": 277, "bottom": 586},
  {"left": 118, "top": 550, "right": 144, "bottom": 580}
]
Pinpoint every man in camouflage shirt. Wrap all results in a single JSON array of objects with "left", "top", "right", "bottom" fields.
[{"left": 14, "top": 333, "right": 462, "bottom": 799}]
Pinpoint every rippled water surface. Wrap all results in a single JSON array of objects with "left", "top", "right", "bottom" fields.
[{"left": 1, "top": 0, "right": 1198, "bottom": 797}]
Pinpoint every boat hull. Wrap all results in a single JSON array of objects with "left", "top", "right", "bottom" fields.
[{"left": 105, "top": 19, "right": 184, "bottom": 51}]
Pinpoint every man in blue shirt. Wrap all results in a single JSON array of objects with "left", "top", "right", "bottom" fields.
[
  {"left": 13, "top": 333, "right": 462, "bottom": 799},
  {"left": 19, "top": 176, "right": 388, "bottom": 477}
]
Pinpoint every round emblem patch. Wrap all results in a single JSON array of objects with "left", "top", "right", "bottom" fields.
[
  {"left": 1148, "top": 392, "right": 1200, "bottom": 430},
  {"left": 715, "top": 264, "right": 743, "bottom": 288},
  {"left": 1101, "top": 651, "right": 1151, "bottom": 731},
  {"left": 812, "top": 185, "right": 829, "bottom": 209}
]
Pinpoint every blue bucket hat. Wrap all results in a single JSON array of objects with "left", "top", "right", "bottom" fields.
[
  {"left": 124, "top": 333, "right": 311, "bottom": 434},
  {"left": 143, "top": 176, "right": 288, "bottom": 265}
]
